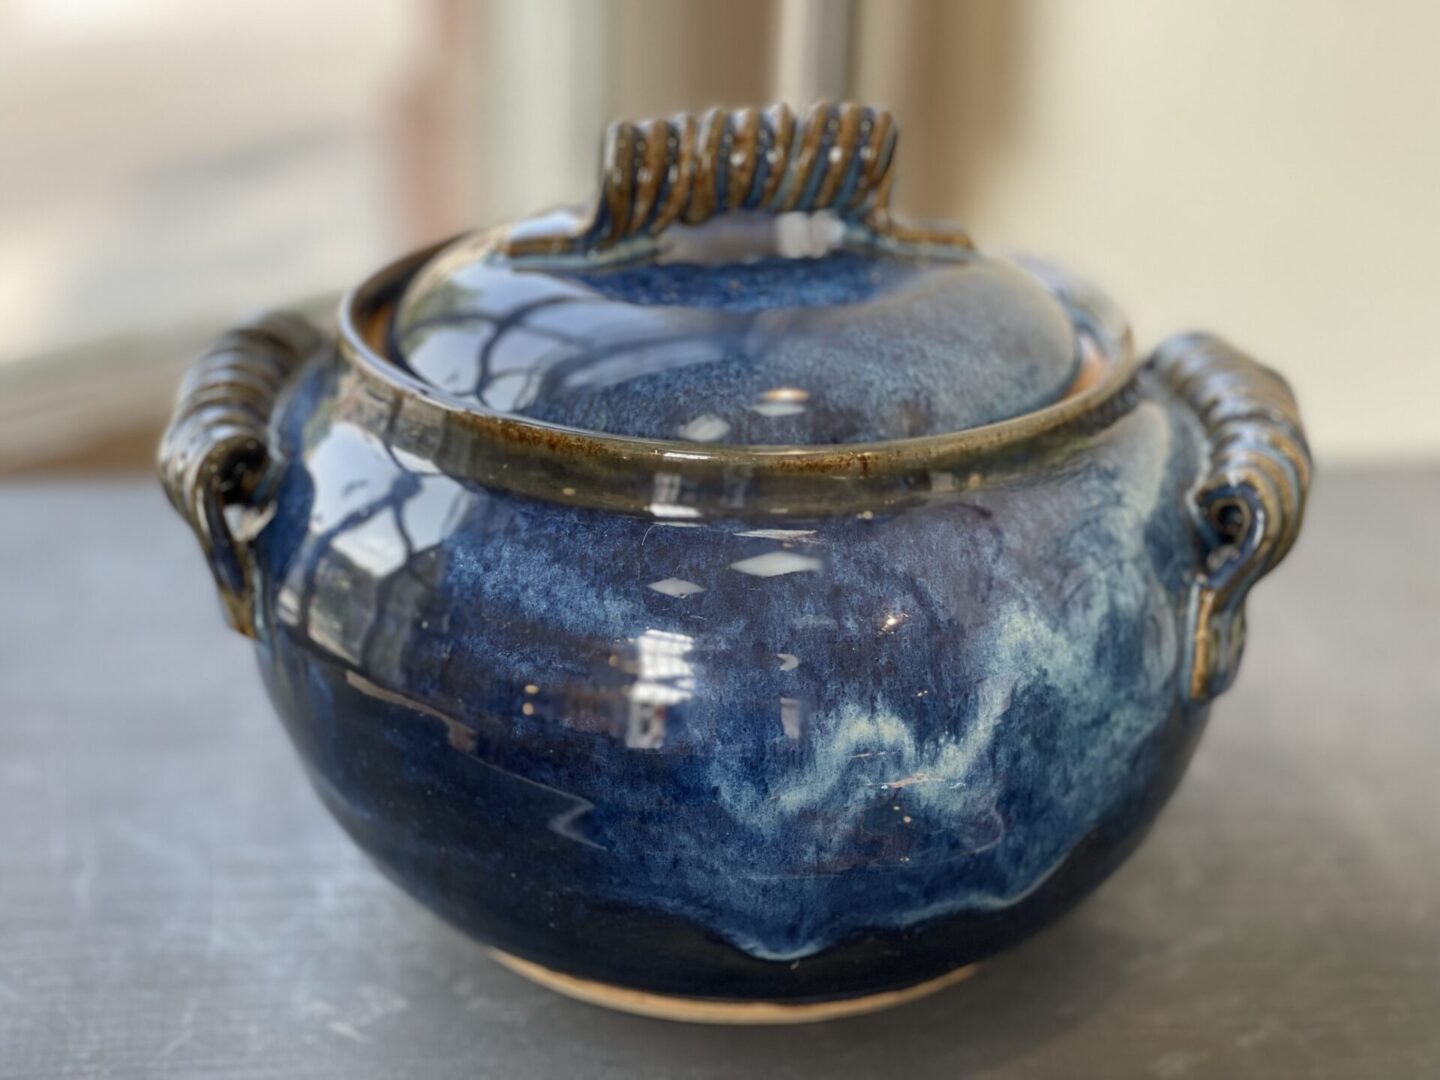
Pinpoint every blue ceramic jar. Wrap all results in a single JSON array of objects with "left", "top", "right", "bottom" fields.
[{"left": 160, "top": 104, "right": 1309, "bottom": 1022}]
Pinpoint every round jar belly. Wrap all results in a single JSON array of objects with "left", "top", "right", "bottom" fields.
[{"left": 248, "top": 349, "right": 1206, "bottom": 1000}]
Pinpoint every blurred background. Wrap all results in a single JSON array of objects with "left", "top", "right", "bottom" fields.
[{"left": 1, "top": 0, "right": 1436, "bottom": 472}]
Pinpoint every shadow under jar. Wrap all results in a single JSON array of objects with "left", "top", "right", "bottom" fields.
[{"left": 159, "top": 103, "right": 1309, "bottom": 1023}]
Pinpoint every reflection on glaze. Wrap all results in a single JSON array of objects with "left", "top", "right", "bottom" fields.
[
  {"left": 249, "top": 353, "right": 1207, "bottom": 992},
  {"left": 624, "top": 629, "right": 696, "bottom": 750},
  {"left": 728, "top": 550, "right": 823, "bottom": 577},
  {"left": 648, "top": 578, "right": 705, "bottom": 598},
  {"left": 391, "top": 251, "right": 1081, "bottom": 445}
]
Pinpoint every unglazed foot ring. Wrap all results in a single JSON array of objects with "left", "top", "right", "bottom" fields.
[{"left": 488, "top": 949, "right": 976, "bottom": 1025}]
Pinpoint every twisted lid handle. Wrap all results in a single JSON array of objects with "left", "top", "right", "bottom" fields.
[{"left": 501, "top": 102, "right": 971, "bottom": 260}]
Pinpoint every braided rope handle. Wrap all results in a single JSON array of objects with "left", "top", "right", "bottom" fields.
[
  {"left": 501, "top": 101, "right": 970, "bottom": 259},
  {"left": 157, "top": 312, "right": 323, "bottom": 636},
  {"left": 1150, "top": 333, "right": 1311, "bottom": 702}
]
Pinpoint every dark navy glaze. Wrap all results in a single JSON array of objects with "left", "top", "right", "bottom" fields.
[
  {"left": 392, "top": 248, "right": 1080, "bottom": 445},
  {"left": 248, "top": 340, "right": 1213, "bottom": 1000},
  {"left": 156, "top": 102, "right": 1309, "bottom": 1009}
]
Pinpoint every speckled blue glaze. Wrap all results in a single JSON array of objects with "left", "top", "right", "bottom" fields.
[{"left": 245, "top": 305, "right": 1214, "bottom": 999}]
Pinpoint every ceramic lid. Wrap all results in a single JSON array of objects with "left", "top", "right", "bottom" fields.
[{"left": 389, "top": 103, "right": 1083, "bottom": 446}]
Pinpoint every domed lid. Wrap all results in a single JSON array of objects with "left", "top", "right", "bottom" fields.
[{"left": 389, "top": 103, "right": 1083, "bottom": 446}]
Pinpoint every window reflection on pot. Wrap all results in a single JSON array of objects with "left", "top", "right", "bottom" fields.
[
  {"left": 275, "top": 419, "right": 472, "bottom": 678},
  {"left": 624, "top": 628, "right": 697, "bottom": 750}
]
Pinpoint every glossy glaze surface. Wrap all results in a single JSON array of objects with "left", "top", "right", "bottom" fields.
[
  {"left": 157, "top": 99, "right": 1311, "bottom": 1011},
  {"left": 248, "top": 341, "right": 1211, "bottom": 999},
  {"left": 393, "top": 244, "right": 1079, "bottom": 445}
]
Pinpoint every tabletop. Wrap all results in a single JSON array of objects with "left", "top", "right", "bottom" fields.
[{"left": 2, "top": 468, "right": 1437, "bottom": 1079}]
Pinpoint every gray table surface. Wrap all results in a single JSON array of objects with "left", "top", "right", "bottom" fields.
[{"left": 2, "top": 469, "right": 1437, "bottom": 1079}]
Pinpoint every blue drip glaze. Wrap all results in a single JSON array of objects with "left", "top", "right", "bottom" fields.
[{"left": 250, "top": 354, "right": 1212, "bottom": 997}]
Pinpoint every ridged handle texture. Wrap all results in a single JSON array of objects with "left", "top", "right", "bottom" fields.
[
  {"left": 1150, "top": 332, "right": 1311, "bottom": 702},
  {"left": 501, "top": 101, "right": 970, "bottom": 259},
  {"left": 157, "top": 312, "right": 323, "bottom": 636}
]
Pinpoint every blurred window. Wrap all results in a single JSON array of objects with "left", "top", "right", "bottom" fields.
[{"left": 0, "top": 0, "right": 419, "bottom": 364}]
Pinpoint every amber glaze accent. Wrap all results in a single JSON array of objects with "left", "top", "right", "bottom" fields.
[
  {"left": 488, "top": 949, "right": 976, "bottom": 1025},
  {"left": 1063, "top": 335, "right": 1108, "bottom": 398},
  {"left": 499, "top": 102, "right": 972, "bottom": 260},
  {"left": 1149, "top": 333, "right": 1311, "bottom": 701},
  {"left": 156, "top": 313, "right": 323, "bottom": 636}
]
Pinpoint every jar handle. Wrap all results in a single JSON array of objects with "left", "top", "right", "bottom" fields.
[
  {"left": 1150, "top": 333, "right": 1311, "bottom": 703},
  {"left": 156, "top": 312, "right": 324, "bottom": 637},
  {"left": 500, "top": 101, "right": 972, "bottom": 260}
]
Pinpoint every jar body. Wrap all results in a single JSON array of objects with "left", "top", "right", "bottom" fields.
[{"left": 250, "top": 350, "right": 1210, "bottom": 1001}]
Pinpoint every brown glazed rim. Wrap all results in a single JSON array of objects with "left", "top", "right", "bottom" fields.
[{"left": 332, "top": 237, "right": 1140, "bottom": 516}]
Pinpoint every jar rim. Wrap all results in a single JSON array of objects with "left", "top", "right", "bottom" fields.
[{"left": 331, "top": 238, "right": 1140, "bottom": 517}]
